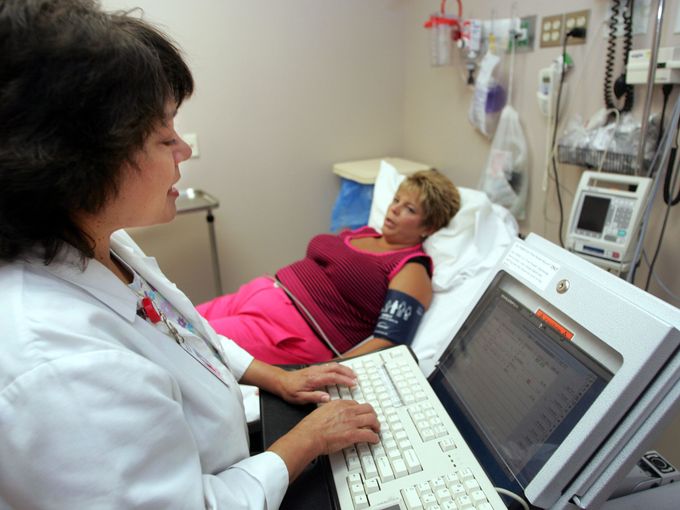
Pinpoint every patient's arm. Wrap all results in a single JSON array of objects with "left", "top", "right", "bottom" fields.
[{"left": 342, "top": 262, "right": 432, "bottom": 358}]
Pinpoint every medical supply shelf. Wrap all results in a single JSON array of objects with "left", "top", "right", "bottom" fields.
[
  {"left": 176, "top": 188, "right": 223, "bottom": 296},
  {"left": 557, "top": 145, "right": 652, "bottom": 175}
]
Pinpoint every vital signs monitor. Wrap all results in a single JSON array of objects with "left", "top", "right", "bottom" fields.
[{"left": 566, "top": 171, "right": 651, "bottom": 271}]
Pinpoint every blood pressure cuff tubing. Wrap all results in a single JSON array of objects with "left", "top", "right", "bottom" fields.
[{"left": 373, "top": 289, "right": 425, "bottom": 346}]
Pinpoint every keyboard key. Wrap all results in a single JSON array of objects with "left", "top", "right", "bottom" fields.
[
  {"left": 439, "top": 438, "right": 456, "bottom": 452},
  {"left": 364, "top": 477, "right": 380, "bottom": 494},
  {"left": 398, "top": 438, "right": 412, "bottom": 450},
  {"left": 449, "top": 483, "right": 466, "bottom": 497},
  {"left": 444, "top": 473, "right": 460, "bottom": 486},
  {"left": 435, "top": 487, "right": 452, "bottom": 504},
  {"left": 416, "top": 482, "right": 432, "bottom": 496},
  {"left": 387, "top": 448, "right": 401, "bottom": 460},
  {"left": 455, "top": 494, "right": 472, "bottom": 507},
  {"left": 420, "top": 427, "right": 435, "bottom": 442},
  {"left": 357, "top": 443, "right": 371, "bottom": 455},
  {"left": 376, "top": 455, "right": 395, "bottom": 482},
  {"left": 370, "top": 444, "right": 385, "bottom": 457},
  {"left": 441, "top": 501, "right": 458, "bottom": 510},
  {"left": 362, "top": 455, "right": 378, "bottom": 479},
  {"left": 401, "top": 487, "right": 423, "bottom": 510},
  {"left": 353, "top": 493, "right": 369, "bottom": 509},
  {"left": 350, "top": 482, "right": 365, "bottom": 496},
  {"left": 463, "top": 479, "right": 480, "bottom": 492},
  {"left": 457, "top": 468, "right": 474, "bottom": 481},
  {"left": 430, "top": 478, "right": 446, "bottom": 491},
  {"left": 414, "top": 390, "right": 428, "bottom": 401},
  {"left": 346, "top": 455, "right": 361, "bottom": 472},
  {"left": 347, "top": 472, "right": 362, "bottom": 484},
  {"left": 470, "top": 489, "right": 487, "bottom": 505},
  {"left": 391, "top": 458, "right": 408, "bottom": 478},
  {"left": 403, "top": 449, "right": 422, "bottom": 474},
  {"left": 433, "top": 425, "right": 449, "bottom": 438},
  {"left": 421, "top": 491, "right": 437, "bottom": 507}
]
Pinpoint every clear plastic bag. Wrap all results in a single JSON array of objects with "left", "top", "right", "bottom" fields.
[
  {"left": 468, "top": 50, "right": 507, "bottom": 138},
  {"left": 478, "top": 105, "right": 528, "bottom": 220}
]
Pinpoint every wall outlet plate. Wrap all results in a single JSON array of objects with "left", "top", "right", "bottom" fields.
[
  {"left": 564, "top": 9, "right": 589, "bottom": 45},
  {"left": 540, "top": 14, "right": 564, "bottom": 48},
  {"left": 511, "top": 15, "right": 536, "bottom": 53}
]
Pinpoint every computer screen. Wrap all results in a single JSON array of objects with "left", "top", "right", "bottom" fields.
[
  {"left": 576, "top": 195, "right": 610, "bottom": 234},
  {"left": 430, "top": 270, "right": 613, "bottom": 488}
]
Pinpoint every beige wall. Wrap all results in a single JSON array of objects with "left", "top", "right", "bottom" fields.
[
  {"left": 103, "top": 0, "right": 409, "bottom": 303},
  {"left": 102, "top": 0, "right": 680, "bottom": 467},
  {"left": 400, "top": 0, "right": 680, "bottom": 467}
]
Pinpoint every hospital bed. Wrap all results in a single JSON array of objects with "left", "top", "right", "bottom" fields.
[{"left": 241, "top": 161, "right": 519, "bottom": 421}]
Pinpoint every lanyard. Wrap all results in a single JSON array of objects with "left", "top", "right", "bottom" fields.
[{"left": 135, "top": 290, "right": 231, "bottom": 388}]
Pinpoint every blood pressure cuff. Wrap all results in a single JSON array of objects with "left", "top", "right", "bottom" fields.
[{"left": 373, "top": 289, "right": 425, "bottom": 346}]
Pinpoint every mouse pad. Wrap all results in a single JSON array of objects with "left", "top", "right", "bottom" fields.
[{"left": 259, "top": 388, "right": 338, "bottom": 510}]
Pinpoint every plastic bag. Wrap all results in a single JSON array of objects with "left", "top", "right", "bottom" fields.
[
  {"left": 468, "top": 50, "right": 506, "bottom": 138},
  {"left": 478, "top": 105, "right": 528, "bottom": 220},
  {"left": 558, "top": 110, "right": 660, "bottom": 173},
  {"left": 330, "top": 178, "right": 374, "bottom": 232}
]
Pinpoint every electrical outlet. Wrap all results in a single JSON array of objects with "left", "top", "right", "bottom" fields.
[
  {"left": 540, "top": 14, "right": 564, "bottom": 48},
  {"left": 512, "top": 15, "right": 536, "bottom": 52},
  {"left": 564, "top": 9, "right": 589, "bottom": 44}
]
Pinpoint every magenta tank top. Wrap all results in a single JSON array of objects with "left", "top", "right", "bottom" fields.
[{"left": 276, "top": 226, "right": 432, "bottom": 353}]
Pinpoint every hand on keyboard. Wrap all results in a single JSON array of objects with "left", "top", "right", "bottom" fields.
[
  {"left": 269, "top": 399, "right": 380, "bottom": 483},
  {"left": 276, "top": 362, "right": 359, "bottom": 405},
  {"left": 303, "top": 399, "right": 381, "bottom": 454}
]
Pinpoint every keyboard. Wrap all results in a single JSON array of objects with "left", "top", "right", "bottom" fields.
[{"left": 326, "top": 345, "right": 507, "bottom": 510}]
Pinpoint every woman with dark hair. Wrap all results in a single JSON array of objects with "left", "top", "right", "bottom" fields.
[{"left": 0, "top": 1, "right": 378, "bottom": 508}]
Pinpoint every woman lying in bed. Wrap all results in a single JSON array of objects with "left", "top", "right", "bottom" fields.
[{"left": 198, "top": 169, "right": 460, "bottom": 364}]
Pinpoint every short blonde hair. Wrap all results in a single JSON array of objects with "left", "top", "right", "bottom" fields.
[{"left": 399, "top": 169, "right": 461, "bottom": 232}]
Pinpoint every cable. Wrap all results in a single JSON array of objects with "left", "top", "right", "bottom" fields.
[
  {"left": 627, "top": 93, "right": 680, "bottom": 283},
  {"left": 495, "top": 487, "right": 530, "bottom": 510},
  {"left": 645, "top": 134, "right": 680, "bottom": 290},
  {"left": 663, "top": 101, "right": 680, "bottom": 205},
  {"left": 549, "top": 27, "right": 586, "bottom": 247},
  {"left": 656, "top": 84, "right": 673, "bottom": 151},
  {"left": 643, "top": 252, "right": 680, "bottom": 304},
  {"left": 604, "top": 0, "right": 634, "bottom": 113}
]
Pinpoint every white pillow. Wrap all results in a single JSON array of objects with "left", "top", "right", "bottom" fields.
[
  {"left": 368, "top": 160, "right": 519, "bottom": 374},
  {"left": 368, "top": 160, "right": 516, "bottom": 291}
]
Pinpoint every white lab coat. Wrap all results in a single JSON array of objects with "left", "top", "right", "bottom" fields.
[{"left": 0, "top": 231, "right": 288, "bottom": 510}]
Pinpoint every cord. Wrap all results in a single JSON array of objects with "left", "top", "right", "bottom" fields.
[
  {"left": 663, "top": 99, "right": 680, "bottom": 205},
  {"left": 627, "top": 94, "right": 680, "bottom": 284},
  {"left": 643, "top": 252, "right": 680, "bottom": 304},
  {"left": 604, "top": 0, "right": 634, "bottom": 113},
  {"left": 656, "top": 84, "right": 673, "bottom": 151},
  {"left": 549, "top": 27, "right": 586, "bottom": 247},
  {"left": 495, "top": 487, "right": 530, "bottom": 510},
  {"left": 645, "top": 135, "right": 680, "bottom": 290}
]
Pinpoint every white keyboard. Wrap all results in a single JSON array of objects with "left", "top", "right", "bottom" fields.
[{"left": 327, "top": 345, "right": 507, "bottom": 510}]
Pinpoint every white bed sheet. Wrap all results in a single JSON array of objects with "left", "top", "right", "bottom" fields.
[{"left": 241, "top": 161, "right": 518, "bottom": 423}]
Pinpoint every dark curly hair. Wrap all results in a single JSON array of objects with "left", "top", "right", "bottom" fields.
[{"left": 0, "top": 0, "right": 194, "bottom": 263}]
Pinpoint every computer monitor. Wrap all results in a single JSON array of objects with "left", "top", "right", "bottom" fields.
[
  {"left": 429, "top": 234, "right": 680, "bottom": 508},
  {"left": 565, "top": 171, "right": 651, "bottom": 271}
]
